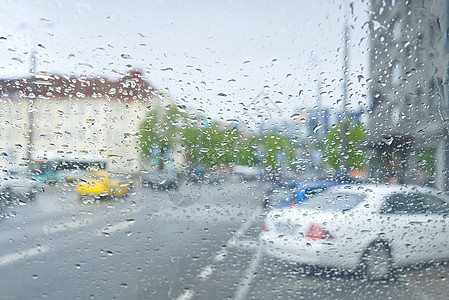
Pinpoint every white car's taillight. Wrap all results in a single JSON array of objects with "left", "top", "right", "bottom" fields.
[
  {"left": 305, "top": 223, "right": 333, "bottom": 240},
  {"left": 262, "top": 218, "right": 269, "bottom": 231}
]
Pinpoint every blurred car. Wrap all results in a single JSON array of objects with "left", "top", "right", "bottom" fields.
[
  {"left": 233, "top": 165, "right": 262, "bottom": 181},
  {"left": 204, "top": 171, "right": 226, "bottom": 185},
  {"left": 76, "top": 170, "right": 132, "bottom": 199},
  {"left": 0, "top": 170, "right": 40, "bottom": 203},
  {"left": 261, "top": 184, "right": 449, "bottom": 280},
  {"left": 31, "top": 168, "right": 61, "bottom": 185},
  {"left": 187, "top": 164, "right": 206, "bottom": 183},
  {"left": 59, "top": 170, "right": 88, "bottom": 183},
  {"left": 263, "top": 180, "right": 344, "bottom": 210},
  {"left": 141, "top": 169, "right": 179, "bottom": 190}
]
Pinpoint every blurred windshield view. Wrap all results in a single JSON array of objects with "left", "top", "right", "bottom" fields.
[{"left": 1, "top": 0, "right": 449, "bottom": 299}]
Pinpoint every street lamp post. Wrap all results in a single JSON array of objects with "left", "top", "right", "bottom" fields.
[
  {"left": 340, "top": 22, "right": 350, "bottom": 176},
  {"left": 27, "top": 50, "right": 37, "bottom": 164}
]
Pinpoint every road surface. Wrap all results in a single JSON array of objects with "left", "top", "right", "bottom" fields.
[{"left": 0, "top": 180, "right": 448, "bottom": 299}]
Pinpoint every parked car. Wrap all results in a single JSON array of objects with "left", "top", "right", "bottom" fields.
[
  {"left": 233, "top": 165, "right": 262, "bottom": 181},
  {"left": 31, "top": 168, "right": 61, "bottom": 185},
  {"left": 141, "top": 169, "right": 180, "bottom": 190},
  {"left": 204, "top": 171, "right": 226, "bottom": 185},
  {"left": 0, "top": 170, "right": 40, "bottom": 203},
  {"left": 261, "top": 184, "right": 449, "bottom": 280},
  {"left": 59, "top": 170, "right": 88, "bottom": 183},
  {"left": 187, "top": 164, "right": 206, "bottom": 183},
  {"left": 76, "top": 170, "right": 132, "bottom": 199}
]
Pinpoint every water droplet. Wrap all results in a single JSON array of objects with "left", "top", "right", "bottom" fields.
[
  {"left": 12, "top": 57, "right": 23, "bottom": 63},
  {"left": 384, "top": 136, "right": 394, "bottom": 146},
  {"left": 78, "top": 62, "right": 93, "bottom": 68}
]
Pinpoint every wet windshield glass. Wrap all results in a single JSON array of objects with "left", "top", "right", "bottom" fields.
[
  {"left": 1, "top": 0, "right": 449, "bottom": 299},
  {"left": 267, "top": 187, "right": 295, "bottom": 208},
  {"left": 302, "top": 189, "right": 366, "bottom": 211}
]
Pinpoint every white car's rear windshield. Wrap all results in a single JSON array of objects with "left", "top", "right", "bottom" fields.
[{"left": 302, "top": 189, "right": 366, "bottom": 211}]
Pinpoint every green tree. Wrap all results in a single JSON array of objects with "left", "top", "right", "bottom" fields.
[
  {"left": 320, "top": 120, "right": 367, "bottom": 172},
  {"left": 418, "top": 148, "right": 436, "bottom": 176},
  {"left": 236, "top": 137, "right": 259, "bottom": 166},
  {"left": 260, "top": 132, "right": 296, "bottom": 173},
  {"left": 182, "top": 123, "right": 235, "bottom": 168},
  {"left": 139, "top": 104, "right": 186, "bottom": 169},
  {"left": 182, "top": 122, "right": 258, "bottom": 168}
]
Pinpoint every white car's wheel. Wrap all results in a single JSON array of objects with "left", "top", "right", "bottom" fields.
[
  {"left": 2, "top": 187, "right": 12, "bottom": 203},
  {"left": 362, "top": 242, "right": 392, "bottom": 281},
  {"left": 27, "top": 192, "right": 36, "bottom": 202}
]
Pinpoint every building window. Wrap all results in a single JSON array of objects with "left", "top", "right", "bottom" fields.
[
  {"left": 392, "top": 61, "right": 401, "bottom": 86},
  {"left": 429, "top": 79, "right": 438, "bottom": 112},
  {"left": 391, "top": 105, "right": 401, "bottom": 129},
  {"left": 416, "top": 34, "right": 424, "bottom": 68},
  {"left": 392, "top": 17, "right": 402, "bottom": 42}
]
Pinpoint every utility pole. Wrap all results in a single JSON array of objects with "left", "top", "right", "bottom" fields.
[
  {"left": 245, "top": 91, "right": 283, "bottom": 135},
  {"left": 340, "top": 15, "right": 350, "bottom": 176},
  {"left": 27, "top": 50, "right": 37, "bottom": 164}
]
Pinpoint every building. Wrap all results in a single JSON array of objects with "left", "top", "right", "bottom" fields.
[
  {"left": 368, "top": 0, "right": 448, "bottom": 189},
  {"left": 0, "top": 71, "right": 182, "bottom": 174}
]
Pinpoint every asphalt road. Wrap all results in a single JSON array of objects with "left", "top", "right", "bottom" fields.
[{"left": 0, "top": 181, "right": 449, "bottom": 299}]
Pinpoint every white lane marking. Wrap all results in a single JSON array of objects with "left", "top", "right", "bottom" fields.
[
  {"left": 198, "top": 264, "right": 214, "bottom": 280},
  {"left": 43, "top": 220, "right": 92, "bottom": 234},
  {"left": 0, "top": 204, "right": 144, "bottom": 267},
  {"left": 174, "top": 205, "right": 263, "bottom": 299},
  {"left": 214, "top": 249, "right": 228, "bottom": 262},
  {"left": 176, "top": 290, "right": 194, "bottom": 300},
  {"left": 229, "top": 238, "right": 260, "bottom": 251},
  {"left": 98, "top": 220, "right": 135, "bottom": 236},
  {"left": 233, "top": 246, "right": 263, "bottom": 300},
  {"left": 226, "top": 205, "right": 262, "bottom": 249},
  {"left": 40, "top": 205, "right": 143, "bottom": 236},
  {"left": 0, "top": 245, "right": 50, "bottom": 267}
]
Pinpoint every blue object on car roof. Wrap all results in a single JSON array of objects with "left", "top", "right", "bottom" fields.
[
  {"left": 264, "top": 180, "right": 349, "bottom": 209},
  {"left": 295, "top": 180, "right": 342, "bottom": 204}
]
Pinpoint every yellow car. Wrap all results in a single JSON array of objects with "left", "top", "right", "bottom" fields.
[{"left": 76, "top": 170, "right": 132, "bottom": 199}]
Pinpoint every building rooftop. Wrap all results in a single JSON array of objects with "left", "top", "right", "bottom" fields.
[{"left": 0, "top": 71, "right": 160, "bottom": 102}]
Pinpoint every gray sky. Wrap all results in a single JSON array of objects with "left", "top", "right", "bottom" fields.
[{"left": 0, "top": 0, "right": 370, "bottom": 125}]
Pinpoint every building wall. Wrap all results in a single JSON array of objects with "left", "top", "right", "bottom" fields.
[
  {"left": 368, "top": 0, "right": 448, "bottom": 189},
  {"left": 0, "top": 94, "right": 181, "bottom": 174},
  {"left": 0, "top": 98, "right": 29, "bottom": 169}
]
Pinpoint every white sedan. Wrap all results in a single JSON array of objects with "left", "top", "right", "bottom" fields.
[{"left": 260, "top": 184, "right": 449, "bottom": 280}]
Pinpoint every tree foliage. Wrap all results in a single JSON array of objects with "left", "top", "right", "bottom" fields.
[
  {"left": 182, "top": 123, "right": 256, "bottom": 168},
  {"left": 139, "top": 104, "right": 186, "bottom": 168},
  {"left": 320, "top": 120, "right": 367, "bottom": 172},
  {"left": 260, "top": 132, "right": 296, "bottom": 172},
  {"left": 140, "top": 108, "right": 298, "bottom": 171}
]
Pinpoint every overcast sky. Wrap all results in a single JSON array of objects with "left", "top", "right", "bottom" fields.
[{"left": 0, "top": 0, "right": 370, "bottom": 125}]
